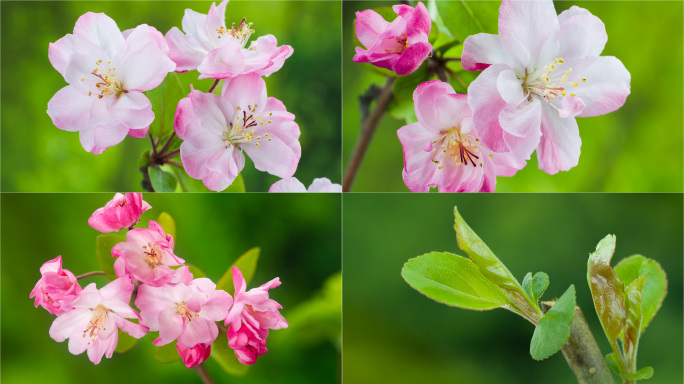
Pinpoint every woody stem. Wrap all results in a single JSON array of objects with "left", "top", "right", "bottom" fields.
[{"left": 76, "top": 271, "right": 106, "bottom": 280}]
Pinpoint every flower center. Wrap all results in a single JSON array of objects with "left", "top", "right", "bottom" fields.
[
  {"left": 385, "top": 34, "right": 409, "bottom": 54},
  {"left": 224, "top": 104, "right": 272, "bottom": 148},
  {"left": 523, "top": 58, "right": 587, "bottom": 104},
  {"left": 80, "top": 59, "right": 125, "bottom": 99},
  {"left": 117, "top": 197, "right": 128, "bottom": 207},
  {"left": 142, "top": 242, "right": 165, "bottom": 268},
  {"left": 429, "top": 127, "right": 485, "bottom": 169},
  {"left": 175, "top": 301, "right": 199, "bottom": 323},
  {"left": 83, "top": 305, "right": 111, "bottom": 341},
  {"left": 217, "top": 18, "right": 254, "bottom": 48}
]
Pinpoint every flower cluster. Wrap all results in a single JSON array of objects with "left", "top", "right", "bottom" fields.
[
  {"left": 353, "top": 0, "right": 630, "bottom": 192},
  {"left": 48, "top": 2, "right": 339, "bottom": 192},
  {"left": 31, "top": 193, "right": 287, "bottom": 367}
]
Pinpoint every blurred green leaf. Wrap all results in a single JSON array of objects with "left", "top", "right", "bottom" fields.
[
  {"left": 623, "top": 275, "right": 647, "bottom": 368},
  {"left": 436, "top": 1, "right": 500, "bottom": 42},
  {"left": 154, "top": 341, "right": 181, "bottom": 364},
  {"left": 186, "top": 263, "right": 207, "bottom": 278},
  {"left": 529, "top": 285, "right": 576, "bottom": 361},
  {"left": 217, "top": 247, "right": 260, "bottom": 295},
  {"left": 428, "top": 21, "right": 440, "bottom": 44},
  {"left": 176, "top": 168, "right": 211, "bottom": 192},
  {"left": 625, "top": 366, "right": 654, "bottom": 380},
  {"left": 615, "top": 255, "right": 667, "bottom": 332},
  {"left": 587, "top": 235, "right": 626, "bottom": 342},
  {"left": 210, "top": 329, "right": 250, "bottom": 376},
  {"left": 156, "top": 212, "right": 176, "bottom": 240},
  {"left": 224, "top": 173, "right": 246, "bottom": 193},
  {"left": 387, "top": 97, "right": 418, "bottom": 125},
  {"left": 606, "top": 352, "right": 621, "bottom": 374},
  {"left": 402, "top": 251, "right": 509, "bottom": 310},
  {"left": 138, "top": 149, "right": 151, "bottom": 168},
  {"left": 114, "top": 329, "right": 139, "bottom": 353},
  {"left": 145, "top": 72, "right": 186, "bottom": 139},
  {"left": 96, "top": 234, "right": 125, "bottom": 281},
  {"left": 392, "top": 65, "right": 431, "bottom": 102},
  {"left": 149, "top": 166, "right": 178, "bottom": 192}
]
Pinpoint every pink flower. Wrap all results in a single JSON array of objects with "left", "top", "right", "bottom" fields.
[
  {"left": 135, "top": 267, "right": 232, "bottom": 349},
  {"left": 165, "top": 0, "right": 293, "bottom": 79},
  {"left": 88, "top": 193, "right": 152, "bottom": 233},
  {"left": 30, "top": 256, "right": 82, "bottom": 315},
  {"left": 111, "top": 220, "right": 184, "bottom": 286},
  {"left": 174, "top": 73, "right": 301, "bottom": 191},
  {"left": 462, "top": 0, "right": 630, "bottom": 174},
  {"left": 269, "top": 177, "right": 342, "bottom": 193},
  {"left": 176, "top": 343, "right": 211, "bottom": 369},
  {"left": 397, "top": 80, "right": 525, "bottom": 192},
  {"left": 353, "top": 2, "right": 432, "bottom": 75},
  {"left": 224, "top": 267, "right": 288, "bottom": 365},
  {"left": 48, "top": 276, "right": 148, "bottom": 364},
  {"left": 47, "top": 13, "right": 176, "bottom": 154}
]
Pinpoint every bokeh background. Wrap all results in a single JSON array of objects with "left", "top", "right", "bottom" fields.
[
  {"left": 343, "top": 0, "right": 684, "bottom": 192},
  {"left": 1, "top": 1, "right": 341, "bottom": 192},
  {"left": 2, "top": 193, "right": 341, "bottom": 384},
  {"left": 343, "top": 193, "right": 682, "bottom": 383}
]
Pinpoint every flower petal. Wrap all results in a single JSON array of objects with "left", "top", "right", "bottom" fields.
[
  {"left": 462, "top": 33, "right": 531, "bottom": 72},
  {"left": 498, "top": 0, "right": 559, "bottom": 67},
  {"left": 116, "top": 43, "right": 175, "bottom": 91},
  {"left": 107, "top": 91, "right": 154, "bottom": 129},
  {"left": 467, "top": 64, "right": 510, "bottom": 152},
  {"left": 166, "top": 27, "right": 207, "bottom": 72},
  {"left": 499, "top": 97, "right": 542, "bottom": 160},
  {"left": 557, "top": 6, "right": 607, "bottom": 59},
  {"left": 569, "top": 56, "right": 630, "bottom": 117},
  {"left": 536, "top": 101, "right": 581, "bottom": 174},
  {"left": 197, "top": 38, "right": 245, "bottom": 80},
  {"left": 47, "top": 86, "right": 93, "bottom": 132},
  {"left": 355, "top": 9, "right": 390, "bottom": 48},
  {"left": 73, "top": 12, "right": 126, "bottom": 58},
  {"left": 268, "top": 177, "right": 307, "bottom": 192}
]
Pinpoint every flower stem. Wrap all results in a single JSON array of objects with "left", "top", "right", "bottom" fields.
[
  {"left": 193, "top": 363, "right": 215, "bottom": 384},
  {"left": 342, "top": 76, "right": 396, "bottom": 192},
  {"left": 159, "top": 148, "right": 181, "bottom": 162},
  {"left": 157, "top": 132, "right": 176, "bottom": 160},
  {"left": 76, "top": 271, "right": 106, "bottom": 280},
  {"left": 541, "top": 302, "right": 614, "bottom": 384},
  {"left": 207, "top": 79, "right": 220, "bottom": 94}
]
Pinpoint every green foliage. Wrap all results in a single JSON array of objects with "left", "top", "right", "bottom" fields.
[
  {"left": 96, "top": 234, "right": 125, "bottom": 281},
  {"left": 148, "top": 166, "right": 178, "bottom": 192},
  {"left": 522, "top": 272, "right": 549, "bottom": 304},
  {"left": 615, "top": 255, "right": 667, "bottom": 333},
  {"left": 186, "top": 263, "right": 207, "bottom": 279},
  {"left": 625, "top": 367, "right": 654, "bottom": 381},
  {"left": 623, "top": 276, "right": 647, "bottom": 361},
  {"left": 587, "top": 235, "right": 626, "bottom": 342},
  {"left": 114, "top": 329, "right": 139, "bottom": 353},
  {"left": 145, "top": 73, "right": 186, "bottom": 140},
  {"left": 211, "top": 329, "right": 251, "bottom": 376},
  {"left": 435, "top": 0, "right": 500, "bottom": 42},
  {"left": 529, "top": 285, "right": 576, "bottom": 360},
  {"left": 224, "top": 173, "right": 246, "bottom": 193},
  {"left": 153, "top": 337, "right": 181, "bottom": 364},
  {"left": 605, "top": 352, "right": 621, "bottom": 374},
  {"left": 402, "top": 252, "right": 509, "bottom": 310},
  {"left": 156, "top": 212, "right": 176, "bottom": 239},
  {"left": 217, "top": 247, "right": 260, "bottom": 295}
]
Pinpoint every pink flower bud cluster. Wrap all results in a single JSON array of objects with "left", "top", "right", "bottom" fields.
[{"left": 31, "top": 193, "right": 288, "bottom": 367}]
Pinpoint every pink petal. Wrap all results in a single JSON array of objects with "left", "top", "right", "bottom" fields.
[
  {"left": 308, "top": 178, "right": 342, "bottom": 192},
  {"left": 124, "top": 24, "right": 170, "bottom": 54},
  {"left": 413, "top": 80, "right": 457, "bottom": 133},
  {"left": 397, "top": 122, "right": 439, "bottom": 192},
  {"left": 536, "top": 101, "right": 581, "bottom": 174},
  {"left": 99, "top": 276, "right": 135, "bottom": 304},
  {"left": 232, "top": 267, "right": 247, "bottom": 295},
  {"left": 268, "top": 177, "right": 307, "bottom": 192},
  {"left": 462, "top": 33, "right": 530, "bottom": 71},
  {"left": 157, "top": 307, "right": 184, "bottom": 345},
  {"left": 498, "top": 98, "right": 542, "bottom": 160},
  {"left": 496, "top": 69, "right": 525, "bottom": 104},
  {"left": 242, "top": 119, "right": 301, "bottom": 178},
  {"left": 107, "top": 91, "right": 154, "bottom": 129},
  {"left": 221, "top": 74, "right": 268, "bottom": 113},
  {"left": 201, "top": 146, "right": 245, "bottom": 191},
  {"left": 116, "top": 43, "right": 175, "bottom": 91},
  {"left": 355, "top": 9, "right": 390, "bottom": 48},
  {"left": 204, "top": 0, "right": 228, "bottom": 44},
  {"left": 558, "top": 95, "right": 585, "bottom": 118},
  {"left": 558, "top": 6, "right": 607, "bottom": 59},
  {"left": 49, "top": 308, "right": 91, "bottom": 342},
  {"left": 166, "top": 27, "right": 207, "bottom": 72},
  {"left": 182, "top": 9, "right": 210, "bottom": 48},
  {"left": 467, "top": 64, "right": 510, "bottom": 152},
  {"left": 394, "top": 2, "right": 431, "bottom": 37},
  {"left": 197, "top": 38, "right": 245, "bottom": 80},
  {"left": 392, "top": 42, "right": 432, "bottom": 75},
  {"left": 73, "top": 12, "right": 126, "bottom": 58},
  {"left": 498, "top": 0, "right": 559, "bottom": 67},
  {"left": 115, "top": 316, "right": 149, "bottom": 338},
  {"left": 47, "top": 86, "right": 93, "bottom": 133},
  {"left": 178, "top": 318, "right": 218, "bottom": 346},
  {"left": 247, "top": 35, "right": 294, "bottom": 77},
  {"left": 569, "top": 56, "right": 630, "bottom": 117}
]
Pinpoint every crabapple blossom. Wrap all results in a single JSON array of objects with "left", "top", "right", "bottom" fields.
[
  {"left": 269, "top": 177, "right": 342, "bottom": 193},
  {"left": 111, "top": 220, "right": 184, "bottom": 286},
  {"left": 47, "top": 12, "right": 175, "bottom": 154},
  {"left": 462, "top": 0, "right": 630, "bottom": 174},
  {"left": 397, "top": 80, "right": 525, "bottom": 193},
  {"left": 30, "top": 256, "right": 82, "bottom": 316},
  {"left": 88, "top": 193, "right": 151, "bottom": 233},
  {"left": 174, "top": 73, "right": 301, "bottom": 191},
  {"left": 135, "top": 267, "right": 232, "bottom": 349},
  {"left": 165, "top": 0, "right": 293, "bottom": 79},
  {"left": 48, "top": 276, "right": 148, "bottom": 364},
  {"left": 224, "top": 267, "right": 288, "bottom": 365},
  {"left": 176, "top": 343, "right": 212, "bottom": 369},
  {"left": 353, "top": 2, "right": 431, "bottom": 75}
]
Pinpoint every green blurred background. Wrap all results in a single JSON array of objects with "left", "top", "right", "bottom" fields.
[
  {"left": 2, "top": 193, "right": 341, "bottom": 383},
  {"left": 343, "top": 1, "right": 684, "bottom": 192},
  {"left": 1, "top": 1, "right": 341, "bottom": 192},
  {"left": 343, "top": 193, "right": 682, "bottom": 383}
]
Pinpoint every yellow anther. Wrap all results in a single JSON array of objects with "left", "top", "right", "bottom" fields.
[
  {"left": 572, "top": 82, "right": 579, "bottom": 87},
  {"left": 570, "top": 92, "right": 576, "bottom": 96},
  {"left": 582, "top": 77, "right": 587, "bottom": 82},
  {"left": 558, "top": 58, "right": 565, "bottom": 64},
  {"left": 488, "top": 154, "right": 493, "bottom": 159}
]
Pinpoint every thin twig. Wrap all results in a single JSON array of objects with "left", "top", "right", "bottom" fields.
[
  {"left": 166, "top": 160, "right": 184, "bottom": 168},
  {"left": 218, "top": 324, "right": 229, "bottom": 333},
  {"left": 76, "top": 271, "right": 106, "bottom": 280},
  {"left": 343, "top": 76, "right": 396, "bottom": 192},
  {"left": 207, "top": 79, "right": 221, "bottom": 94},
  {"left": 157, "top": 132, "right": 176, "bottom": 159},
  {"left": 193, "top": 363, "right": 215, "bottom": 384},
  {"left": 149, "top": 133, "right": 158, "bottom": 159},
  {"left": 159, "top": 148, "right": 181, "bottom": 162}
]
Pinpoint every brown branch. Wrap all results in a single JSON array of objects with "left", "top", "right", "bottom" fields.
[
  {"left": 193, "top": 363, "right": 215, "bottom": 384},
  {"left": 76, "top": 271, "right": 106, "bottom": 280},
  {"left": 207, "top": 79, "right": 220, "bottom": 94},
  {"left": 342, "top": 76, "right": 396, "bottom": 192},
  {"left": 541, "top": 302, "right": 614, "bottom": 384}
]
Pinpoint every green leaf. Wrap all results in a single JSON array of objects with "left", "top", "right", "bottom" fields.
[
  {"left": 402, "top": 252, "right": 510, "bottom": 310},
  {"left": 145, "top": 72, "right": 186, "bottom": 139},
  {"left": 615, "top": 255, "right": 667, "bottom": 332},
  {"left": 387, "top": 96, "right": 418, "bottom": 124},
  {"left": 392, "top": 64, "right": 432, "bottom": 102},
  {"left": 154, "top": 342, "right": 181, "bottom": 364},
  {"left": 96, "top": 234, "right": 125, "bottom": 281},
  {"left": 138, "top": 149, "right": 151, "bottom": 168},
  {"left": 156, "top": 212, "right": 176, "bottom": 240},
  {"left": 436, "top": 0, "right": 500, "bottom": 42},
  {"left": 224, "top": 173, "right": 246, "bottom": 192},
  {"left": 148, "top": 166, "right": 178, "bottom": 192},
  {"left": 529, "top": 285, "right": 576, "bottom": 360},
  {"left": 523, "top": 272, "right": 549, "bottom": 303},
  {"left": 210, "top": 329, "right": 250, "bottom": 376},
  {"left": 623, "top": 275, "right": 647, "bottom": 358},
  {"left": 587, "top": 235, "right": 626, "bottom": 342},
  {"left": 217, "top": 247, "right": 260, "bottom": 295},
  {"left": 114, "top": 329, "right": 138, "bottom": 353},
  {"left": 605, "top": 352, "right": 621, "bottom": 374},
  {"left": 176, "top": 168, "right": 211, "bottom": 192},
  {"left": 186, "top": 263, "right": 207, "bottom": 278},
  {"left": 625, "top": 366, "right": 654, "bottom": 380}
]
